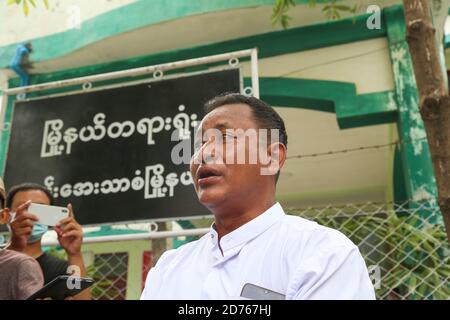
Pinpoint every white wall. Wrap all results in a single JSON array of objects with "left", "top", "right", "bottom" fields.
[{"left": 0, "top": 0, "right": 136, "bottom": 46}]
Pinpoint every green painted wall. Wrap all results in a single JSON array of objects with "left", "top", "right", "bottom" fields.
[{"left": 257, "top": 77, "right": 397, "bottom": 128}]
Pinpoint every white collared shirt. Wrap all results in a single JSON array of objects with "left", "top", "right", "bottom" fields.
[{"left": 141, "top": 202, "right": 376, "bottom": 300}]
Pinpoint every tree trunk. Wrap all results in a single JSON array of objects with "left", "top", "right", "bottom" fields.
[{"left": 403, "top": 0, "right": 450, "bottom": 243}]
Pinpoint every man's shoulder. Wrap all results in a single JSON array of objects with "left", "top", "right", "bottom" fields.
[
  {"left": 278, "top": 213, "right": 357, "bottom": 251},
  {"left": 0, "top": 249, "right": 37, "bottom": 266},
  {"left": 154, "top": 235, "right": 208, "bottom": 268},
  {"left": 37, "top": 252, "right": 69, "bottom": 268},
  {"left": 0, "top": 249, "right": 42, "bottom": 276},
  {"left": 0, "top": 249, "right": 44, "bottom": 300}
]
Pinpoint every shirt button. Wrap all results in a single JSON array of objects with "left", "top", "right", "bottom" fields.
[{"left": 210, "top": 234, "right": 214, "bottom": 238}]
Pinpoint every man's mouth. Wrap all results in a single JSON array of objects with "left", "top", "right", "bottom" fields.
[{"left": 196, "top": 166, "right": 222, "bottom": 187}]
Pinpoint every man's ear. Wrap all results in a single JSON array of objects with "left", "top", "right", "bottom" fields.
[
  {"left": 260, "top": 142, "right": 287, "bottom": 176},
  {"left": 0, "top": 207, "right": 11, "bottom": 224}
]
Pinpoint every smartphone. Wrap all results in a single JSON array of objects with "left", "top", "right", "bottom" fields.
[
  {"left": 28, "top": 203, "right": 69, "bottom": 226},
  {"left": 240, "top": 283, "right": 286, "bottom": 300},
  {"left": 27, "top": 275, "right": 94, "bottom": 300}
]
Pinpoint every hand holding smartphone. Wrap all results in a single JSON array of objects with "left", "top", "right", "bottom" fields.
[{"left": 27, "top": 203, "right": 69, "bottom": 226}]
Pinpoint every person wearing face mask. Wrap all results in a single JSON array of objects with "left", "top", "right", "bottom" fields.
[
  {"left": 2, "top": 183, "right": 90, "bottom": 300},
  {"left": 0, "top": 178, "right": 44, "bottom": 300}
]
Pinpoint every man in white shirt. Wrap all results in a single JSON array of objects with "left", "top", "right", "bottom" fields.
[{"left": 141, "top": 93, "right": 375, "bottom": 300}]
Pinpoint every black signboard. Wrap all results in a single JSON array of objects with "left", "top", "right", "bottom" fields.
[{"left": 3, "top": 69, "right": 241, "bottom": 225}]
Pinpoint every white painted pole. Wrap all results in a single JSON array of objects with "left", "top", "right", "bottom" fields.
[
  {"left": 4, "top": 49, "right": 256, "bottom": 95},
  {"left": 41, "top": 228, "right": 210, "bottom": 247},
  {"left": 250, "top": 48, "right": 260, "bottom": 98}
]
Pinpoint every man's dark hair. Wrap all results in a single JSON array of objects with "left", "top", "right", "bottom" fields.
[
  {"left": 6, "top": 183, "right": 54, "bottom": 208},
  {"left": 204, "top": 93, "right": 288, "bottom": 181},
  {"left": 25, "top": 42, "right": 33, "bottom": 52}
]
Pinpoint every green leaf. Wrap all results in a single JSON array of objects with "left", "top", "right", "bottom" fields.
[
  {"left": 271, "top": 0, "right": 296, "bottom": 29},
  {"left": 23, "top": 0, "right": 29, "bottom": 16},
  {"left": 333, "top": 5, "right": 352, "bottom": 11},
  {"left": 28, "top": 0, "right": 36, "bottom": 8},
  {"left": 43, "top": 0, "right": 49, "bottom": 9},
  {"left": 332, "top": 9, "right": 340, "bottom": 19}
]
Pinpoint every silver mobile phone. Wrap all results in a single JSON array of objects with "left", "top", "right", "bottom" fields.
[
  {"left": 240, "top": 283, "right": 286, "bottom": 300},
  {"left": 27, "top": 203, "right": 69, "bottom": 226}
]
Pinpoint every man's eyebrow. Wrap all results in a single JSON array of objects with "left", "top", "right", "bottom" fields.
[
  {"left": 213, "top": 122, "right": 233, "bottom": 130},
  {"left": 194, "top": 121, "right": 233, "bottom": 138}
]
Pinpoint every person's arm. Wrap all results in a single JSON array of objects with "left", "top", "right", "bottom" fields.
[
  {"left": 54, "top": 204, "right": 91, "bottom": 300},
  {"left": 289, "top": 244, "right": 376, "bottom": 300},
  {"left": 21, "top": 54, "right": 33, "bottom": 69},
  {"left": 14, "top": 257, "right": 44, "bottom": 300}
]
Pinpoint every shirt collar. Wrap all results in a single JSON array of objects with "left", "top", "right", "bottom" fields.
[{"left": 209, "top": 202, "right": 285, "bottom": 254}]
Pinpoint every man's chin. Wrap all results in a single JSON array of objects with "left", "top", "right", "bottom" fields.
[{"left": 197, "top": 189, "right": 227, "bottom": 209}]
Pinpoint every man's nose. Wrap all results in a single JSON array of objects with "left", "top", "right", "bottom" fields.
[
  {"left": 191, "top": 140, "right": 215, "bottom": 165},
  {"left": 202, "top": 139, "right": 217, "bottom": 164}
]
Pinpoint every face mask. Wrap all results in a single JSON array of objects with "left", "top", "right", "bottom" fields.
[{"left": 28, "top": 223, "right": 48, "bottom": 243}]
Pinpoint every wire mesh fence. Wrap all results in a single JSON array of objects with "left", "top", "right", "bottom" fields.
[
  {"left": 89, "top": 252, "right": 129, "bottom": 300},
  {"left": 44, "top": 199, "right": 449, "bottom": 300},
  {"left": 288, "top": 199, "right": 450, "bottom": 300}
]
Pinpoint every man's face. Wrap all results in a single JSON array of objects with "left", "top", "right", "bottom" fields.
[
  {"left": 190, "top": 103, "right": 271, "bottom": 212},
  {"left": 11, "top": 190, "right": 50, "bottom": 212}
]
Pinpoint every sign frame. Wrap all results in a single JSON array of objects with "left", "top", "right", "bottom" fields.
[{"left": 0, "top": 49, "right": 259, "bottom": 227}]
